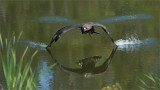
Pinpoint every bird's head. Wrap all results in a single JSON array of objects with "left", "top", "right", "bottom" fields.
[{"left": 83, "top": 24, "right": 92, "bottom": 31}]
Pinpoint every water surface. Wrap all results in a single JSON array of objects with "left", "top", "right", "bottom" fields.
[{"left": 0, "top": 0, "right": 160, "bottom": 89}]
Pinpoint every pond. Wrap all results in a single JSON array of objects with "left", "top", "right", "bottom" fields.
[{"left": 0, "top": 0, "right": 160, "bottom": 89}]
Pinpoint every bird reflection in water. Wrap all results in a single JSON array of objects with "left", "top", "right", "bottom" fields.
[{"left": 47, "top": 46, "right": 117, "bottom": 78}]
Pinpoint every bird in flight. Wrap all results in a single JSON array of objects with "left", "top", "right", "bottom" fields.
[{"left": 47, "top": 22, "right": 117, "bottom": 48}]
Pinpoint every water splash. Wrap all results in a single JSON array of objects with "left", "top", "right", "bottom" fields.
[
  {"left": 115, "top": 35, "right": 142, "bottom": 46},
  {"left": 115, "top": 34, "right": 156, "bottom": 51},
  {"left": 18, "top": 40, "right": 47, "bottom": 50},
  {"left": 115, "top": 34, "right": 142, "bottom": 51}
]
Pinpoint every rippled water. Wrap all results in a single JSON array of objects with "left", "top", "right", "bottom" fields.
[
  {"left": 100, "top": 14, "right": 153, "bottom": 23},
  {"left": 0, "top": 0, "right": 160, "bottom": 89},
  {"left": 18, "top": 35, "right": 157, "bottom": 52},
  {"left": 36, "top": 16, "right": 75, "bottom": 23}
]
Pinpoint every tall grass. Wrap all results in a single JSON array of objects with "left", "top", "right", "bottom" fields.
[
  {"left": 0, "top": 32, "right": 38, "bottom": 90},
  {"left": 138, "top": 73, "right": 160, "bottom": 89}
]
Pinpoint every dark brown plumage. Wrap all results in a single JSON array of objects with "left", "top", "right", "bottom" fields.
[{"left": 47, "top": 22, "right": 116, "bottom": 48}]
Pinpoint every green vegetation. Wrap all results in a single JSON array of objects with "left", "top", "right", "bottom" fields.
[
  {"left": 138, "top": 73, "right": 160, "bottom": 89},
  {"left": 0, "top": 33, "right": 38, "bottom": 89},
  {"left": 101, "top": 83, "right": 122, "bottom": 90}
]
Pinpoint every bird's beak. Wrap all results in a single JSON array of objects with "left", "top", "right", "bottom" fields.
[{"left": 88, "top": 32, "right": 93, "bottom": 38}]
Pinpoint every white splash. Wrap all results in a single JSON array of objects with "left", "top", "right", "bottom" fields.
[
  {"left": 28, "top": 41, "right": 47, "bottom": 48},
  {"left": 115, "top": 34, "right": 142, "bottom": 51},
  {"left": 18, "top": 40, "right": 47, "bottom": 50},
  {"left": 115, "top": 36, "right": 142, "bottom": 46}
]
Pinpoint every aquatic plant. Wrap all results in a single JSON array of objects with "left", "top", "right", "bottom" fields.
[
  {"left": 138, "top": 73, "right": 160, "bottom": 89},
  {"left": 101, "top": 83, "right": 122, "bottom": 90},
  {"left": 0, "top": 32, "right": 38, "bottom": 90}
]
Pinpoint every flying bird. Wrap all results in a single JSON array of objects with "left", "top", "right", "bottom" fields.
[{"left": 47, "top": 22, "right": 117, "bottom": 48}]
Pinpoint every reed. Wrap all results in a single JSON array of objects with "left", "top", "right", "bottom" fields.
[
  {"left": 138, "top": 73, "right": 160, "bottom": 89},
  {"left": 0, "top": 32, "right": 38, "bottom": 90}
]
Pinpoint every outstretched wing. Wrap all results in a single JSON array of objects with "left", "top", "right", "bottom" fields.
[
  {"left": 93, "top": 22, "right": 116, "bottom": 45},
  {"left": 47, "top": 24, "right": 81, "bottom": 47}
]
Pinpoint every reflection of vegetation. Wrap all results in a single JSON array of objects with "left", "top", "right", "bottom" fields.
[
  {"left": 0, "top": 33, "right": 38, "bottom": 89},
  {"left": 138, "top": 73, "right": 160, "bottom": 89}
]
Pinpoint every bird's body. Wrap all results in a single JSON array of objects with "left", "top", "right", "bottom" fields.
[{"left": 47, "top": 22, "right": 116, "bottom": 48}]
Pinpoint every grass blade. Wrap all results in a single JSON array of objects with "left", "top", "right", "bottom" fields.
[
  {"left": 19, "top": 50, "right": 38, "bottom": 89},
  {"left": 41, "top": 63, "right": 57, "bottom": 76},
  {"left": 13, "top": 36, "right": 15, "bottom": 45},
  {"left": 5, "top": 38, "right": 7, "bottom": 47},
  {"left": 17, "top": 31, "right": 23, "bottom": 40},
  {"left": 18, "top": 47, "right": 28, "bottom": 73},
  {"left": 144, "top": 74, "right": 156, "bottom": 83},
  {"left": 16, "top": 47, "right": 28, "bottom": 87},
  {"left": 0, "top": 32, "right": 39, "bottom": 89},
  {"left": 139, "top": 78, "right": 147, "bottom": 87},
  {"left": 137, "top": 85, "right": 146, "bottom": 90},
  {"left": 0, "top": 33, "right": 3, "bottom": 49}
]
